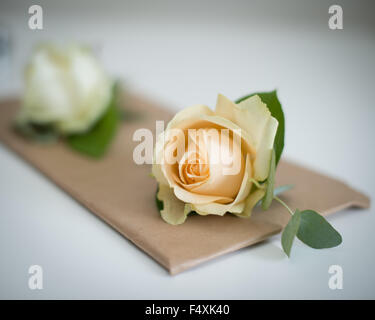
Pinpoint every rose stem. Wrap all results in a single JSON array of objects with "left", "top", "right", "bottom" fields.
[{"left": 273, "top": 196, "right": 294, "bottom": 216}]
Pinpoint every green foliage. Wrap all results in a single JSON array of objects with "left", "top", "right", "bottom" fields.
[
  {"left": 14, "top": 121, "right": 59, "bottom": 144},
  {"left": 155, "top": 187, "right": 164, "bottom": 211},
  {"left": 282, "top": 209, "right": 342, "bottom": 257},
  {"left": 262, "top": 148, "right": 276, "bottom": 210},
  {"left": 236, "top": 90, "right": 285, "bottom": 165},
  {"left": 282, "top": 209, "right": 302, "bottom": 257},
  {"left": 273, "top": 184, "right": 293, "bottom": 197},
  {"left": 67, "top": 87, "right": 120, "bottom": 158},
  {"left": 297, "top": 210, "right": 342, "bottom": 249}
]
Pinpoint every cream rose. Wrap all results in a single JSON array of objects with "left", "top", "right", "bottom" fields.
[
  {"left": 152, "top": 94, "right": 279, "bottom": 225},
  {"left": 19, "top": 44, "right": 112, "bottom": 134}
]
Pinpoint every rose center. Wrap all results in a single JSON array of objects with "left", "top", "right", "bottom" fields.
[{"left": 176, "top": 128, "right": 245, "bottom": 200}]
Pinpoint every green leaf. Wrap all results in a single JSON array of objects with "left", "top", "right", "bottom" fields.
[
  {"left": 281, "top": 209, "right": 302, "bottom": 257},
  {"left": 67, "top": 87, "right": 120, "bottom": 158},
  {"left": 297, "top": 210, "right": 342, "bottom": 249},
  {"left": 261, "top": 148, "right": 276, "bottom": 210},
  {"left": 155, "top": 186, "right": 164, "bottom": 211},
  {"left": 236, "top": 90, "right": 285, "bottom": 165},
  {"left": 155, "top": 187, "right": 198, "bottom": 216},
  {"left": 14, "top": 121, "right": 59, "bottom": 144},
  {"left": 255, "top": 184, "right": 293, "bottom": 208},
  {"left": 273, "top": 184, "right": 293, "bottom": 197}
]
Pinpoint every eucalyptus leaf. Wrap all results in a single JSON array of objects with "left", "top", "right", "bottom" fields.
[
  {"left": 273, "top": 184, "right": 293, "bottom": 197},
  {"left": 236, "top": 90, "right": 285, "bottom": 165},
  {"left": 297, "top": 210, "right": 342, "bottom": 249},
  {"left": 262, "top": 148, "right": 276, "bottom": 210},
  {"left": 281, "top": 209, "right": 302, "bottom": 257},
  {"left": 67, "top": 86, "right": 120, "bottom": 158}
]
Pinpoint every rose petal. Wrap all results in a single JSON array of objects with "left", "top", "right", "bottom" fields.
[
  {"left": 154, "top": 130, "right": 186, "bottom": 187},
  {"left": 230, "top": 153, "right": 252, "bottom": 203},
  {"left": 234, "top": 188, "right": 266, "bottom": 218},
  {"left": 152, "top": 163, "right": 169, "bottom": 186},
  {"left": 215, "top": 94, "right": 278, "bottom": 181},
  {"left": 184, "top": 128, "right": 245, "bottom": 199},
  {"left": 152, "top": 133, "right": 169, "bottom": 186},
  {"left": 199, "top": 114, "right": 256, "bottom": 158},
  {"left": 253, "top": 116, "right": 278, "bottom": 181},
  {"left": 23, "top": 45, "right": 112, "bottom": 134},
  {"left": 191, "top": 153, "right": 253, "bottom": 215},
  {"left": 191, "top": 201, "right": 245, "bottom": 216},
  {"left": 157, "top": 185, "right": 188, "bottom": 225},
  {"left": 153, "top": 105, "right": 213, "bottom": 186},
  {"left": 166, "top": 104, "right": 214, "bottom": 130},
  {"left": 173, "top": 185, "right": 234, "bottom": 204}
]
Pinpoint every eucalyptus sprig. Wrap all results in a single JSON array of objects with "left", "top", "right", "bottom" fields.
[{"left": 238, "top": 91, "right": 342, "bottom": 257}]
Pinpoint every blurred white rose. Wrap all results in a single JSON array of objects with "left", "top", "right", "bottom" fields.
[{"left": 20, "top": 44, "right": 112, "bottom": 134}]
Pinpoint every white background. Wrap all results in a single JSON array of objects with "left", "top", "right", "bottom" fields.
[{"left": 0, "top": 0, "right": 374, "bottom": 299}]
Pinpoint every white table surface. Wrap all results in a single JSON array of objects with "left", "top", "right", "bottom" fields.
[{"left": 0, "top": 0, "right": 374, "bottom": 299}]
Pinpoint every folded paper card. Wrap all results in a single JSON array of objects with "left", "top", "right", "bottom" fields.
[{"left": 0, "top": 95, "right": 370, "bottom": 274}]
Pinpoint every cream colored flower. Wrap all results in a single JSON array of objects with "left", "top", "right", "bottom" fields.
[
  {"left": 19, "top": 44, "right": 112, "bottom": 134},
  {"left": 153, "top": 94, "right": 278, "bottom": 225}
]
